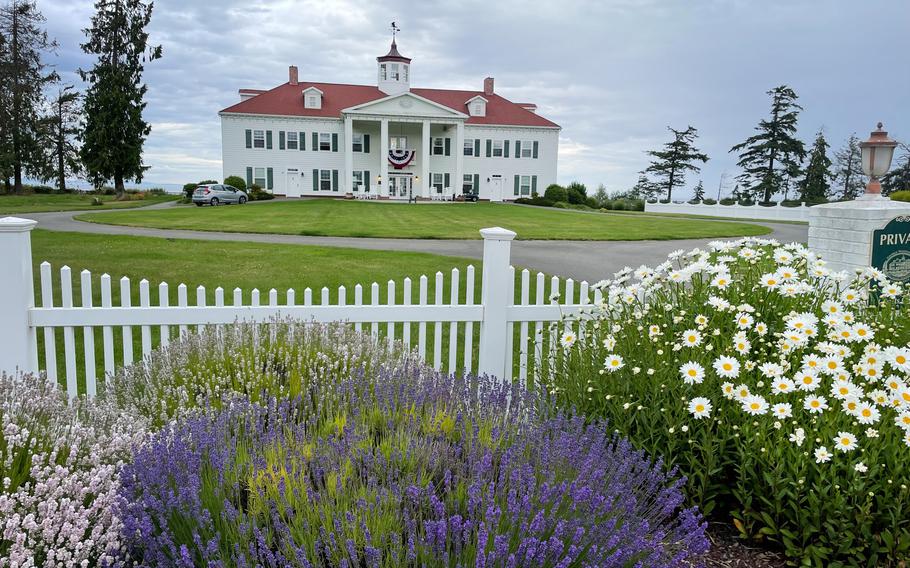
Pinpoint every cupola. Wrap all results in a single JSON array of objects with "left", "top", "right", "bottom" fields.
[{"left": 377, "top": 38, "right": 411, "bottom": 96}]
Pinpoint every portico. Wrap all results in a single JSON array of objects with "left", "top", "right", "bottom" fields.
[{"left": 342, "top": 93, "right": 467, "bottom": 199}]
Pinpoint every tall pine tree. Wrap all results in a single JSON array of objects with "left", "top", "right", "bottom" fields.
[
  {"left": 47, "top": 85, "right": 82, "bottom": 191},
  {"left": 832, "top": 134, "right": 866, "bottom": 200},
  {"left": 0, "top": 0, "right": 58, "bottom": 193},
  {"left": 692, "top": 180, "right": 706, "bottom": 201},
  {"left": 730, "top": 85, "right": 806, "bottom": 203},
  {"left": 629, "top": 172, "right": 661, "bottom": 200},
  {"left": 645, "top": 126, "right": 709, "bottom": 201},
  {"left": 882, "top": 143, "right": 910, "bottom": 196},
  {"left": 798, "top": 130, "right": 832, "bottom": 202},
  {"left": 79, "top": 0, "right": 161, "bottom": 195}
]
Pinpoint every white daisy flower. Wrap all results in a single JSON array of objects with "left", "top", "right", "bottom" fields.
[
  {"left": 855, "top": 402, "right": 880, "bottom": 425},
  {"left": 604, "top": 354, "right": 625, "bottom": 372},
  {"left": 789, "top": 427, "right": 806, "bottom": 446},
  {"left": 854, "top": 462, "right": 868, "bottom": 473},
  {"left": 560, "top": 331, "right": 577, "bottom": 349},
  {"left": 834, "top": 431, "right": 858, "bottom": 452},
  {"left": 772, "top": 402, "right": 793, "bottom": 419},
  {"left": 713, "top": 356, "right": 741, "bottom": 379},
  {"left": 771, "top": 377, "right": 796, "bottom": 395},
  {"left": 759, "top": 362, "right": 785, "bottom": 379},
  {"left": 679, "top": 361, "right": 706, "bottom": 385},
  {"left": 804, "top": 395, "right": 829, "bottom": 414},
  {"left": 741, "top": 395, "right": 769, "bottom": 416},
  {"left": 688, "top": 397, "right": 712, "bottom": 419},
  {"left": 735, "top": 312, "right": 754, "bottom": 329},
  {"left": 681, "top": 329, "right": 703, "bottom": 348},
  {"left": 814, "top": 446, "right": 832, "bottom": 463},
  {"left": 720, "top": 382, "right": 736, "bottom": 399}
]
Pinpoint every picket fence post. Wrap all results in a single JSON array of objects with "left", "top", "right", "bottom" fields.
[
  {"left": 0, "top": 217, "right": 39, "bottom": 375},
  {"left": 477, "top": 226, "right": 516, "bottom": 381}
]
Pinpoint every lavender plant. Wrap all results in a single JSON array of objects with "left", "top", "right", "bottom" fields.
[
  {"left": 0, "top": 372, "right": 146, "bottom": 567},
  {"left": 117, "top": 365, "right": 708, "bottom": 567}
]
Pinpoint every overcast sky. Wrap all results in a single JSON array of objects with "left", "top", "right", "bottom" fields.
[{"left": 42, "top": 0, "right": 909, "bottom": 198}]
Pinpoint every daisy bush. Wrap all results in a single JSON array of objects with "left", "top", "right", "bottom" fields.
[
  {"left": 544, "top": 237, "right": 910, "bottom": 565},
  {"left": 0, "top": 372, "right": 146, "bottom": 567},
  {"left": 117, "top": 366, "right": 708, "bottom": 567}
]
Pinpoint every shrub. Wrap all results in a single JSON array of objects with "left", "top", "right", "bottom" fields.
[
  {"left": 0, "top": 372, "right": 146, "bottom": 566},
  {"left": 543, "top": 183, "right": 568, "bottom": 203},
  {"left": 183, "top": 182, "right": 198, "bottom": 199},
  {"left": 514, "top": 196, "right": 554, "bottom": 207},
  {"left": 116, "top": 332, "right": 707, "bottom": 566},
  {"left": 780, "top": 199, "right": 803, "bottom": 208},
  {"left": 737, "top": 199, "right": 755, "bottom": 206},
  {"left": 702, "top": 198, "right": 717, "bottom": 205},
  {"left": 248, "top": 183, "right": 275, "bottom": 201},
  {"left": 552, "top": 201, "right": 568, "bottom": 209},
  {"left": 542, "top": 239, "right": 910, "bottom": 565},
  {"left": 719, "top": 198, "right": 736, "bottom": 205},
  {"left": 223, "top": 175, "right": 246, "bottom": 191},
  {"left": 890, "top": 190, "right": 910, "bottom": 202},
  {"left": 566, "top": 181, "right": 588, "bottom": 204}
]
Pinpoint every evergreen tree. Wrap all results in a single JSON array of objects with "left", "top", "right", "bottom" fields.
[
  {"left": 0, "top": 0, "right": 58, "bottom": 193},
  {"left": 79, "top": 0, "right": 162, "bottom": 195},
  {"left": 798, "top": 130, "right": 833, "bottom": 202},
  {"left": 882, "top": 143, "right": 910, "bottom": 196},
  {"left": 832, "top": 134, "right": 866, "bottom": 200},
  {"left": 629, "top": 172, "right": 661, "bottom": 200},
  {"left": 692, "top": 180, "right": 705, "bottom": 201},
  {"left": 730, "top": 85, "right": 806, "bottom": 203},
  {"left": 592, "top": 183, "right": 608, "bottom": 206},
  {"left": 645, "top": 126, "right": 709, "bottom": 201},
  {"left": 47, "top": 85, "right": 82, "bottom": 191}
]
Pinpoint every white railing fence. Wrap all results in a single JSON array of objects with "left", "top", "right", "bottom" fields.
[{"left": 0, "top": 217, "right": 598, "bottom": 399}]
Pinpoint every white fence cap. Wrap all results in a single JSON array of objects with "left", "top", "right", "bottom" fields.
[
  {"left": 0, "top": 217, "right": 38, "bottom": 233},
  {"left": 479, "top": 226, "right": 517, "bottom": 241}
]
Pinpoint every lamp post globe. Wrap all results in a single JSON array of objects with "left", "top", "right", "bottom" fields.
[{"left": 859, "top": 122, "right": 899, "bottom": 199}]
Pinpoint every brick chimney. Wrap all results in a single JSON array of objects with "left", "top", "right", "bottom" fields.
[
  {"left": 483, "top": 77, "right": 494, "bottom": 96},
  {"left": 289, "top": 65, "right": 299, "bottom": 85}
]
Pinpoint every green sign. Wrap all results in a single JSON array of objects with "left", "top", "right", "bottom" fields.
[{"left": 872, "top": 215, "right": 910, "bottom": 283}]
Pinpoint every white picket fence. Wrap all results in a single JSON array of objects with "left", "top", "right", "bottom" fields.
[{"left": 0, "top": 218, "right": 600, "bottom": 399}]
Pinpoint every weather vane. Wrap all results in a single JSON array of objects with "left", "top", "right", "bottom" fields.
[{"left": 390, "top": 21, "right": 400, "bottom": 39}]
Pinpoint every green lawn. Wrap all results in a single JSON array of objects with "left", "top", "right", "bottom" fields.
[
  {"left": 0, "top": 192, "right": 178, "bottom": 214},
  {"left": 76, "top": 199, "right": 771, "bottom": 240}
]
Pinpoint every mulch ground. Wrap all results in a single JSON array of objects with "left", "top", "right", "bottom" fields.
[{"left": 687, "top": 523, "right": 787, "bottom": 567}]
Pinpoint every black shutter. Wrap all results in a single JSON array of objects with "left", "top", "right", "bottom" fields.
[
  {"left": 533, "top": 141, "right": 539, "bottom": 158},
  {"left": 504, "top": 140, "right": 510, "bottom": 157},
  {"left": 246, "top": 167, "right": 253, "bottom": 186},
  {"left": 312, "top": 132, "right": 318, "bottom": 151},
  {"left": 266, "top": 167, "right": 274, "bottom": 190},
  {"left": 299, "top": 131, "right": 306, "bottom": 150},
  {"left": 245, "top": 129, "right": 252, "bottom": 149},
  {"left": 444, "top": 173, "right": 450, "bottom": 190},
  {"left": 514, "top": 175, "right": 520, "bottom": 196},
  {"left": 279, "top": 131, "right": 285, "bottom": 150},
  {"left": 428, "top": 137, "right": 433, "bottom": 154},
  {"left": 474, "top": 139, "right": 480, "bottom": 156},
  {"left": 444, "top": 138, "right": 451, "bottom": 156},
  {"left": 486, "top": 139, "right": 492, "bottom": 157},
  {"left": 313, "top": 169, "right": 319, "bottom": 191},
  {"left": 531, "top": 175, "right": 538, "bottom": 195},
  {"left": 473, "top": 174, "right": 479, "bottom": 194},
  {"left": 363, "top": 134, "right": 370, "bottom": 153},
  {"left": 266, "top": 130, "right": 273, "bottom": 149},
  {"left": 515, "top": 140, "right": 521, "bottom": 158},
  {"left": 365, "top": 170, "right": 370, "bottom": 192},
  {"left": 332, "top": 169, "right": 339, "bottom": 191},
  {"left": 332, "top": 133, "right": 339, "bottom": 152}
]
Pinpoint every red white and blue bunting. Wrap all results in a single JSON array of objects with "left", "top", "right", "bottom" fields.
[{"left": 388, "top": 149, "right": 415, "bottom": 169}]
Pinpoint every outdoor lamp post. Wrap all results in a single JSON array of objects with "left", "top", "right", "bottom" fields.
[{"left": 859, "top": 122, "right": 899, "bottom": 199}]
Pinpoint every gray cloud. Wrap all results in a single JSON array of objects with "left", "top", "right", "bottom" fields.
[{"left": 42, "top": 0, "right": 910, "bottom": 197}]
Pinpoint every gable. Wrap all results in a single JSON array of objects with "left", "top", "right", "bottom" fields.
[{"left": 343, "top": 92, "right": 467, "bottom": 118}]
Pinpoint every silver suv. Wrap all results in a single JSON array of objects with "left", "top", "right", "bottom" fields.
[{"left": 192, "top": 184, "right": 248, "bottom": 206}]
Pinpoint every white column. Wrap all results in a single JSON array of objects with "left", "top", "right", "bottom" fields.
[
  {"left": 455, "top": 121, "right": 465, "bottom": 200},
  {"left": 379, "top": 118, "right": 389, "bottom": 197},
  {"left": 421, "top": 120, "right": 431, "bottom": 198},
  {"left": 343, "top": 115, "right": 353, "bottom": 193},
  {"left": 477, "top": 226, "right": 517, "bottom": 382},
  {"left": 0, "top": 217, "right": 39, "bottom": 375}
]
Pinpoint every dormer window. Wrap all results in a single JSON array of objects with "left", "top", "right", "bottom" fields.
[
  {"left": 466, "top": 96, "right": 487, "bottom": 117},
  {"left": 303, "top": 87, "right": 323, "bottom": 109}
]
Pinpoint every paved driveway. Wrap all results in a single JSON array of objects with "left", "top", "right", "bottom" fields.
[{"left": 18, "top": 205, "right": 808, "bottom": 283}]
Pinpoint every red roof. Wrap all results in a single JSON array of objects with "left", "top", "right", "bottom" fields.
[{"left": 220, "top": 81, "right": 559, "bottom": 128}]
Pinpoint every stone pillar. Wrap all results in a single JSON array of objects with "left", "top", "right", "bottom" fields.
[
  {"left": 379, "top": 118, "right": 389, "bottom": 197},
  {"left": 421, "top": 120, "right": 431, "bottom": 198},
  {"left": 455, "top": 121, "right": 465, "bottom": 200},
  {"left": 809, "top": 198, "right": 910, "bottom": 279},
  {"left": 343, "top": 115, "right": 353, "bottom": 193}
]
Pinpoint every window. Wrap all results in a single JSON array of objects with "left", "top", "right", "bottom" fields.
[
  {"left": 320, "top": 169, "right": 331, "bottom": 191},
  {"left": 469, "top": 100, "right": 486, "bottom": 117},
  {"left": 390, "top": 63, "right": 399, "bottom": 80},
  {"left": 380, "top": 64, "right": 387, "bottom": 81},
  {"left": 253, "top": 130, "right": 265, "bottom": 149},
  {"left": 352, "top": 170, "right": 363, "bottom": 191},
  {"left": 319, "top": 133, "right": 331, "bottom": 151},
  {"left": 433, "top": 137, "right": 445, "bottom": 156},
  {"left": 492, "top": 140, "right": 503, "bottom": 157},
  {"left": 352, "top": 134, "right": 363, "bottom": 153},
  {"left": 521, "top": 140, "right": 533, "bottom": 158},
  {"left": 402, "top": 65, "right": 409, "bottom": 82},
  {"left": 254, "top": 167, "right": 266, "bottom": 187},
  {"left": 520, "top": 175, "right": 531, "bottom": 196},
  {"left": 390, "top": 136, "right": 407, "bottom": 150},
  {"left": 463, "top": 139, "right": 474, "bottom": 156},
  {"left": 432, "top": 173, "right": 444, "bottom": 193},
  {"left": 287, "top": 132, "right": 298, "bottom": 150},
  {"left": 463, "top": 174, "right": 474, "bottom": 193},
  {"left": 307, "top": 95, "right": 318, "bottom": 107}
]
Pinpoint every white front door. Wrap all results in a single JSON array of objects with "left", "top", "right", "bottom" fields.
[
  {"left": 286, "top": 169, "right": 301, "bottom": 197},
  {"left": 489, "top": 176, "right": 503, "bottom": 202},
  {"left": 389, "top": 176, "right": 412, "bottom": 200}
]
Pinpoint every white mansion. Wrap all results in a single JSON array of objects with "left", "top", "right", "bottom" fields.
[{"left": 219, "top": 39, "right": 560, "bottom": 201}]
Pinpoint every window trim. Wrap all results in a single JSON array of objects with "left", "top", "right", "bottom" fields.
[
  {"left": 390, "top": 136, "right": 407, "bottom": 150},
  {"left": 462, "top": 174, "right": 474, "bottom": 193},
  {"left": 252, "top": 130, "right": 265, "bottom": 149},
  {"left": 319, "top": 133, "right": 331, "bottom": 152},
  {"left": 492, "top": 140, "right": 504, "bottom": 157},
  {"left": 432, "top": 173, "right": 444, "bottom": 193},
  {"left": 319, "top": 169, "right": 332, "bottom": 191},
  {"left": 352, "top": 170, "right": 363, "bottom": 191},
  {"left": 463, "top": 138, "right": 474, "bottom": 156},
  {"left": 286, "top": 131, "right": 298, "bottom": 150},
  {"left": 520, "top": 175, "right": 531, "bottom": 196},
  {"left": 253, "top": 167, "right": 266, "bottom": 187},
  {"left": 433, "top": 137, "right": 445, "bottom": 156},
  {"left": 352, "top": 133, "right": 363, "bottom": 153},
  {"left": 521, "top": 140, "right": 533, "bottom": 158},
  {"left": 379, "top": 63, "right": 387, "bottom": 81}
]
